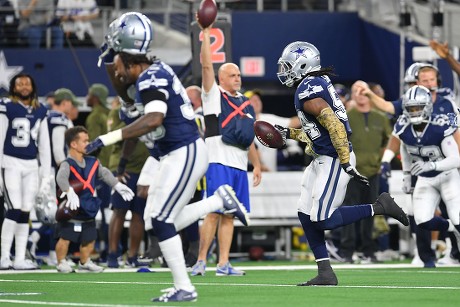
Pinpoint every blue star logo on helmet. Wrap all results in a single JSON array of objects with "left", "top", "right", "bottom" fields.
[
  {"left": 120, "top": 21, "right": 127, "bottom": 29},
  {"left": 291, "top": 47, "right": 305, "bottom": 59}
]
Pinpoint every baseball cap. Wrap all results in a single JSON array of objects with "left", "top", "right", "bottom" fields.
[
  {"left": 54, "top": 88, "right": 81, "bottom": 106},
  {"left": 89, "top": 83, "right": 109, "bottom": 105},
  {"left": 244, "top": 89, "right": 262, "bottom": 99}
]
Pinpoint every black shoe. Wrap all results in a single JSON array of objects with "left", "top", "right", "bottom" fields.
[
  {"left": 373, "top": 193, "right": 409, "bottom": 226},
  {"left": 297, "top": 272, "right": 338, "bottom": 286}
]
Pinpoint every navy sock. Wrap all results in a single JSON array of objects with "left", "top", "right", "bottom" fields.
[
  {"left": 298, "top": 212, "right": 328, "bottom": 259},
  {"left": 418, "top": 216, "right": 449, "bottom": 232},
  {"left": 316, "top": 205, "right": 372, "bottom": 230}
]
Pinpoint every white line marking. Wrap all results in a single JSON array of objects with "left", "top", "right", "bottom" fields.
[{"left": 0, "top": 299, "right": 170, "bottom": 307}]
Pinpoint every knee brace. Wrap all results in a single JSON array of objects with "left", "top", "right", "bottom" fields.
[{"left": 151, "top": 218, "right": 177, "bottom": 242}]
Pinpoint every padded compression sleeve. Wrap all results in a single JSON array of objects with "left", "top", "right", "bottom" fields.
[
  {"left": 288, "top": 128, "right": 317, "bottom": 157},
  {"left": 316, "top": 107, "right": 350, "bottom": 164}
]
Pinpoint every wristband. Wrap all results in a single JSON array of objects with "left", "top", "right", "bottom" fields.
[{"left": 99, "top": 129, "right": 123, "bottom": 146}]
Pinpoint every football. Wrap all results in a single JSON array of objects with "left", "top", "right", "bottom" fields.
[
  {"left": 197, "top": 0, "right": 217, "bottom": 28},
  {"left": 56, "top": 179, "right": 84, "bottom": 198},
  {"left": 55, "top": 199, "right": 79, "bottom": 222},
  {"left": 253, "top": 120, "right": 285, "bottom": 149}
]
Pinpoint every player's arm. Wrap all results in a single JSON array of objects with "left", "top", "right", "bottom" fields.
[
  {"left": 433, "top": 135, "right": 460, "bottom": 171},
  {"left": 97, "top": 162, "right": 134, "bottom": 201},
  {"left": 380, "top": 134, "right": 400, "bottom": 178},
  {"left": 248, "top": 142, "right": 262, "bottom": 186},
  {"left": 200, "top": 25, "right": 216, "bottom": 93},
  {"left": 38, "top": 119, "right": 51, "bottom": 178},
  {"left": 86, "top": 90, "right": 166, "bottom": 153},
  {"left": 51, "top": 126, "right": 67, "bottom": 166},
  {"left": 0, "top": 113, "right": 7, "bottom": 195},
  {"left": 430, "top": 40, "right": 460, "bottom": 76},
  {"left": 357, "top": 84, "right": 395, "bottom": 115}
]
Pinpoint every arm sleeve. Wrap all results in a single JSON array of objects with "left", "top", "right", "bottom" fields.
[
  {"left": 56, "top": 161, "right": 70, "bottom": 192},
  {"left": 0, "top": 114, "right": 8, "bottom": 168},
  {"left": 52, "top": 126, "right": 67, "bottom": 166},
  {"left": 316, "top": 107, "right": 350, "bottom": 164},
  {"left": 38, "top": 119, "right": 51, "bottom": 178},
  {"left": 97, "top": 164, "right": 118, "bottom": 187},
  {"left": 399, "top": 142, "right": 412, "bottom": 173},
  {"left": 434, "top": 135, "right": 460, "bottom": 171}
]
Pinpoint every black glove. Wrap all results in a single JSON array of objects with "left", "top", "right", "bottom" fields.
[
  {"left": 341, "top": 162, "right": 369, "bottom": 186},
  {"left": 274, "top": 124, "right": 289, "bottom": 148}
]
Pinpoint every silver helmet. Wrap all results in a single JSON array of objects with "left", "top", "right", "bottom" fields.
[
  {"left": 402, "top": 85, "right": 433, "bottom": 124},
  {"left": 404, "top": 62, "right": 425, "bottom": 84},
  {"left": 277, "top": 41, "right": 321, "bottom": 87},
  {"left": 107, "top": 12, "right": 153, "bottom": 55}
]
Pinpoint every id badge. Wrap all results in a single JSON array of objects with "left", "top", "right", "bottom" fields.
[{"left": 74, "top": 223, "right": 82, "bottom": 233}]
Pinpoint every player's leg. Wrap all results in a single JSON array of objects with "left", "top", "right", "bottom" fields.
[
  {"left": 12, "top": 167, "right": 39, "bottom": 269},
  {"left": 108, "top": 207, "right": 127, "bottom": 267},
  {"left": 149, "top": 140, "right": 207, "bottom": 300},
  {"left": 440, "top": 171, "right": 460, "bottom": 249},
  {"left": 127, "top": 190, "right": 146, "bottom": 266},
  {"left": 78, "top": 221, "right": 102, "bottom": 273}
]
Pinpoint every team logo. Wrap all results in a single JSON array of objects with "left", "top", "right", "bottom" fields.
[
  {"left": 299, "top": 84, "right": 323, "bottom": 99},
  {"left": 0, "top": 51, "right": 23, "bottom": 92}
]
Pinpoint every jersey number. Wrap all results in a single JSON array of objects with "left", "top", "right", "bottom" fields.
[
  {"left": 405, "top": 145, "right": 443, "bottom": 162},
  {"left": 12, "top": 118, "right": 40, "bottom": 147}
]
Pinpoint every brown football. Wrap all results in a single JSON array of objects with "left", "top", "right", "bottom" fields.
[
  {"left": 55, "top": 179, "right": 83, "bottom": 222},
  {"left": 253, "top": 120, "right": 284, "bottom": 149},
  {"left": 197, "top": 0, "right": 217, "bottom": 28}
]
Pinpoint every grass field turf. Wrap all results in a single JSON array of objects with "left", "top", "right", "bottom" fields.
[{"left": 1, "top": 262, "right": 460, "bottom": 306}]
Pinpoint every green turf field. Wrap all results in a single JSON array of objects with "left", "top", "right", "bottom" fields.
[{"left": 1, "top": 262, "right": 459, "bottom": 306}]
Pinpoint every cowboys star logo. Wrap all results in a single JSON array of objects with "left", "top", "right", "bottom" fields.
[{"left": 0, "top": 51, "right": 23, "bottom": 91}]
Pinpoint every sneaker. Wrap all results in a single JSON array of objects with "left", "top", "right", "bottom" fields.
[
  {"left": 190, "top": 260, "right": 206, "bottom": 276},
  {"left": 0, "top": 258, "right": 12, "bottom": 270},
  {"left": 151, "top": 288, "right": 197, "bottom": 302},
  {"left": 216, "top": 262, "right": 245, "bottom": 276},
  {"left": 411, "top": 254, "right": 424, "bottom": 267},
  {"left": 78, "top": 260, "right": 104, "bottom": 273},
  {"left": 359, "top": 255, "right": 381, "bottom": 264},
  {"left": 216, "top": 184, "right": 250, "bottom": 226},
  {"left": 126, "top": 256, "right": 149, "bottom": 268},
  {"left": 57, "top": 260, "right": 74, "bottom": 273},
  {"left": 107, "top": 253, "right": 119, "bottom": 268},
  {"left": 13, "top": 259, "right": 39, "bottom": 270},
  {"left": 373, "top": 192, "right": 409, "bottom": 226},
  {"left": 437, "top": 254, "right": 460, "bottom": 266}
]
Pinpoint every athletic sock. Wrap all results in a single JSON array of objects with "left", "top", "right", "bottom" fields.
[
  {"left": 1, "top": 219, "right": 16, "bottom": 260},
  {"left": 174, "top": 195, "right": 222, "bottom": 231},
  {"left": 14, "top": 223, "right": 30, "bottom": 262}
]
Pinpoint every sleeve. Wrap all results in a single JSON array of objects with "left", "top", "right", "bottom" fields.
[
  {"left": 97, "top": 164, "right": 118, "bottom": 187},
  {"left": 51, "top": 125, "right": 67, "bottom": 166},
  {"left": 56, "top": 161, "right": 70, "bottom": 192},
  {"left": 400, "top": 143, "right": 412, "bottom": 173},
  {"left": 0, "top": 113, "right": 8, "bottom": 168},
  {"left": 434, "top": 135, "right": 460, "bottom": 171},
  {"left": 38, "top": 119, "right": 51, "bottom": 178}
]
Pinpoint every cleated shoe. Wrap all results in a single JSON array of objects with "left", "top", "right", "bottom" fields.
[
  {"left": 190, "top": 260, "right": 206, "bottom": 276},
  {"left": 0, "top": 258, "right": 12, "bottom": 270},
  {"left": 216, "top": 184, "right": 250, "bottom": 226},
  {"left": 13, "top": 259, "right": 39, "bottom": 270},
  {"left": 126, "top": 256, "right": 149, "bottom": 268},
  {"left": 151, "top": 288, "right": 197, "bottom": 302},
  {"left": 297, "top": 272, "right": 338, "bottom": 286},
  {"left": 373, "top": 192, "right": 409, "bottom": 226},
  {"left": 216, "top": 262, "right": 245, "bottom": 276},
  {"left": 107, "top": 253, "right": 119, "bottom": 268},
  {"left": 78, "top": 260, "right": 104, "bottom": 273}
]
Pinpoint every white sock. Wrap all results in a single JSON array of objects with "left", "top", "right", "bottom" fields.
[
  {"left": 14, "top": 223, "right": 29, "bottom": 262},
  {"left": 447, "top": 220, "right": 456, "bottom": 232},
  {"left": 174, "top": 195, "right": 223, "bottom": 231},
  {"left": 1, "top": 219, "right": 16, "bottom": 260},
  {"left": 159, "top": 235, "right": 195, "bottom": 292}
]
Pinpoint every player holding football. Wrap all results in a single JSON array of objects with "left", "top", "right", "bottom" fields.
[
  {"left": 90, "top": 12, "right": 251, "bottom": 302},
  {"left": 274, "top": 41, "right": 409, "bottom": 285},
  {"left": 0, "top": 73, "right": 51, "bottom": 270}
]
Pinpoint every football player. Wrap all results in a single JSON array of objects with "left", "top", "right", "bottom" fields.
[
  {"left": 396, "top": 85, "right": 460, "bottom": 262},
  {"left": 0, "top": 73, "right": 51, "bottom": 270},
  {"left": 274, "top": 41, "right": 409, "bottom": 286},
  {"left": 88, "top": 12, "right": 251, "bottom": 302}
]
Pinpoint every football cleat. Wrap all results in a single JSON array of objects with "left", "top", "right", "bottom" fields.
[
  {"left": 216, "top": 184, "right": 250, "bottom": 226},
  {"left": 151, "top": 288, "right": 197, "bottom": 302},
  {"left": 13, "top": 259, "right": 39, "bottom": 270},
  {"left": 0, "top": 258, "right": 12, "bottom": 270},
  {"left": 297, "top": 271, "right": 338, "bottom": 286},
  {"left": 372, "top": 192, "right": 409, "bottom": 226}
]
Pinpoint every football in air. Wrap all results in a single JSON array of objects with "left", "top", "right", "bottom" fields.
[
  {"left": 197, "top": 0, "right": 217, "bottom": 28},
  {"left": 253, "top": 120, "right": 284, "bottom": 149}
]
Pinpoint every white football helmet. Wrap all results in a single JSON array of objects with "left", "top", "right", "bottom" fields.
[
  {"left": 106, "top": 12, "right": 153, "bottom": 55},
  {"left": 35, "top": 194, "right": 57, "bottom": 225},
  {"left": 404, "top": 62, "right": 425, "bottom": 84},
  {"left": 277, "top": 41, "right": 321, "bottom": 87},
  {"left": 402, "top": 85, "right": 433, "bottom": 124}
]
